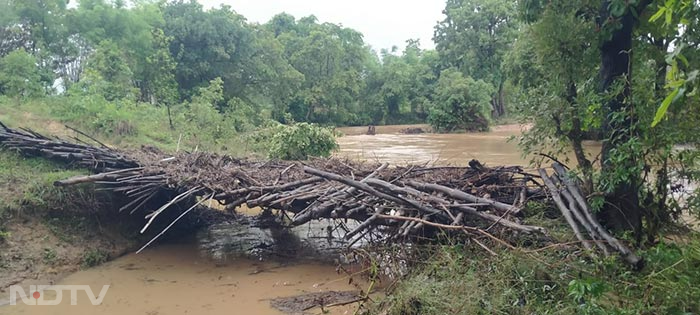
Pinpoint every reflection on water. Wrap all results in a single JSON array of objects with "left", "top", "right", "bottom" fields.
[{"left": 199, "top": 218, "right": 360, "bottom": 264}]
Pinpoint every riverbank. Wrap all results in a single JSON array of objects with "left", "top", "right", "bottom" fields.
[{"left": 0, "top": 151, "right": 136, "bottom": 304}]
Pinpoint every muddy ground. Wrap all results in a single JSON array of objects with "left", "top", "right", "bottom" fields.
[{"left": 0, "top": 208, "right": 139, "bottom": 304}]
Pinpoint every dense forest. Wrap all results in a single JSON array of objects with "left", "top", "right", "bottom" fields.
[{"left": 0, "top": 0, "right": 522, "bottom": 133}]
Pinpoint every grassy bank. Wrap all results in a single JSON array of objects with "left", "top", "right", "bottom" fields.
[
  {"left": 0, "top": 150, "right": 138, "bottom": 292},
  {"left": 374, "top": 229, "right": 700, "bottom": 314},
  {"left": 0, "top": 150, "right": 88, "bottom": 218},
  {"left": 0, "top": 95, "right": 258, "bottom": 155}
]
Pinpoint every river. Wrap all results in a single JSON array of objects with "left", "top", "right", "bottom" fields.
[{"left": 1, "top": 124, "right": 596, "bottom": 314}]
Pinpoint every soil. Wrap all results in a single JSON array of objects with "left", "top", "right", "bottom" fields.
[{"left": 0, "top": 214, "right": 133, "bottom": 306}]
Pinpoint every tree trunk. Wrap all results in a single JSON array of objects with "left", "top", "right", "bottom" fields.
[
  {"left": 597, "top": 1, "right": 649, "bottom": 238},
  {"left": 490, "top": 81, "right": 506, "bottom": 118},
  {"left": 565, "top": 81, "right": 594, "bottom": 194}
]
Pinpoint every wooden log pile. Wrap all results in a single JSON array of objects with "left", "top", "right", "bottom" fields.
[
  {"left": 1, "top": 122, "right": 645, "bottom": 266},
  {"left": 0, "top": 121, "right": 139, "bottom": 171},
  {"left": 539, "top": 164, "right": 643, "bottom": 268},
  {"left": 0, "top": 122, "right": 547, "bottom": 249}
]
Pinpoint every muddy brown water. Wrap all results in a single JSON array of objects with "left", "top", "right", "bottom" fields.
[
  {"left": 1, "top": 124, "right": 600, "bottom": 314},
  {"left": 337, "top": 124, "right": 600, "bottom": 167},
  {"left": 1, "top": 240, "right": 362, "bottom": 315}
]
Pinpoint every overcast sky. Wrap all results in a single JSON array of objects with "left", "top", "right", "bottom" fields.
[{"left": 196, "top": 0, "right": 446, "bottom": 52}]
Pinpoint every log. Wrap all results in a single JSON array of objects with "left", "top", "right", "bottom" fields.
[
  {"left": 538, "top": 169, "right": 594, "bottom": 252},
  {"left": 364, "top": 178, "right": 542, "bottom": 233},
  {"left": 405, "top": 181, "right": 521, "bottom": 215},
  {"left": 551, "top": 163, "right": 643, "bottom": 269},
  {"left": 54, "top": 168, "right": 144, "bottom": 186},
  {"left": 304, "top": 166, "right": 451, "bottom": 222}
]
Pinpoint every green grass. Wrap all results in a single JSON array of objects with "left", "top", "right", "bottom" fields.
[
  {"left": 0, "top": 95, "right": 258, "bottom": 156},
  {"left": 0, "top": 150, "right": 88, "bottom": 218},
  {"left": 375, "top": 234, "right": 700, "bottom": 315},
  {"left": 81, "top": 249, "right": 109, "bottom": 268}
]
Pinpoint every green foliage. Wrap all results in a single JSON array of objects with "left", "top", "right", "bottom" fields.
[
  {"left": 53, "top": 93, "right": 138, "bottom": 136},
  {"left": 0, "top": 49, "right": 43, "bottom": 101},
  {"left": 81, "top": 249, "right": 108, "bottom": 268},
  {"left": 0, "top": 150, "right": 88, "bottom": 215},
  {"left": 428, "top": 68, "right": 493, "bottom": 132},
  {"left": 43, "top": 248, "right": 58, "bottom": 265},
  {"left": 379, "top": 237, "right": 700, "bottom": 315},
  {"left": 267, "top": 122, "right": 338, "bottom": 160},
  {"left": 360, "top": 42, "right": 438, "bottom": 125},
  {"left": 173, "top": 78, "right": 236, "bottom": 150},
  {"left": 73, "top": 40, "right": 139, "bottom": 101},
  {"left": 434, "top": 0, "right": 518, "bottom": 117},
  {"left": 269, "top": 14, "right": 371, "bottom": 125},
  {"left": 506, "top": 0, "right": 600, "bottom": 167},
  {"left": 0, "top": 231, "right": 10, "bottom": 243}
]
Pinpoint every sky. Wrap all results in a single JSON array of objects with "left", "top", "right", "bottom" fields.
[{"left": 196, "top": 0, "right": 446, "bottom": 52}]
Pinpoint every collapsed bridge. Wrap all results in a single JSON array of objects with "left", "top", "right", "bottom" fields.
[{"left": 0, "top": 121, "right": 640, "bottom": 266}]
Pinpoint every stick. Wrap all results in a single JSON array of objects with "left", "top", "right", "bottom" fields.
[
  {"left": 136, "top": 193, "right": 214, "bottom": 254},
  {"left": 406, "top": 180, "right": 521, "bottom": 215},
  {"left": 552, "top": 163, "right": 643, "bottom": 268},
  {"left": 141, "top": 186, "right": 201, "bottom": 233},
  {"left": 538, "top": 169, "right": 594, "bottom": 252}
]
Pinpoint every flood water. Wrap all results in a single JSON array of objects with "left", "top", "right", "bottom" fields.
[
  {"left": 1, "top": 124, "right": 597, "bottom": 315},
  {"left": 337, "top": 124, "right": 601, "bottom": 167},
  {"left": 1, "top": 240, "right": 362, "bottom": 315}
]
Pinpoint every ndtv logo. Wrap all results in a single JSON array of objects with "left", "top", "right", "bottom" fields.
[{"left": 9, "top": 285, "right": 110, "bottom": 306}]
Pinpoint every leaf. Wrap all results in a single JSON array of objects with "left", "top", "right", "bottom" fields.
[
  {"left": 649, "top": 7, "right": 665, "bottom": 22},
  {"left": 652, "top": 88, "right": 680, "bottom": 127}
]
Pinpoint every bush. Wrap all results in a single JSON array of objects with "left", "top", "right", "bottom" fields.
[
  {"left": 427, "top": 68, "right": 493, "bottom": 133},
  {"left": 52, "top": 95, "right": 138, "bottom": 136},
  {"left": 81, "top": 249, "right": 109, "bottom": 268},
  {"left": 267, "top": 122, "right": 339, "bottom": 160}
]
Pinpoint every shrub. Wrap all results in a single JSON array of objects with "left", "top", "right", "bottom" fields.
[
  {"left": 427, "top": 68, "right": 493, "bottom": 133},
  {"left": 81, "top": 249, "right": 109, "bottom": 268},
  {"left": 267, "top": 122, "right": 338, "bottom": 160},
  {"left": 52, "top": 95, "right": 138, "bottom": 136},
  {"left": 0, "top": 231, "right": 9, "bottom": 243}
]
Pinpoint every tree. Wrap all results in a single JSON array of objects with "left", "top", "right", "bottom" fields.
[
  {"left": 163, "top": 1, "right": 252, "bottom": 99},
  {"left": 428, "top": 68, "right": 493, "bottom": 132},
  {"left": 0, "top": 48, "right": 42, "bottom": 103},
  {"left": 268, "top": 14, "right": 370, "bottom": 125},
  {"left": 73, "top": 40, "right": 138, "bottom": 101},
  {"left": 506, "top": 0, "right": 600, "bottom": 192},
  {"left": 434, "top": 0, "right": 518, "bottom": 118},
  {"left": 512, "top": 0, "right": 700, "bottom": 242}
]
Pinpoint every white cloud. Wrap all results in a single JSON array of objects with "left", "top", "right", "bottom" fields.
[{"left": 196, "top": 0, "right": 446, "bottom": 51}]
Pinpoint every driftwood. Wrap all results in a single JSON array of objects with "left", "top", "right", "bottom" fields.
[
  {"left": 540, "top": 163, "right": 643, "bottom": 269},
  {"left": 0, "top": 122, "right": 547, "bottom": 251},
  {"left": 2, "top": 121, "right": 647, "bottom": 268}
]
